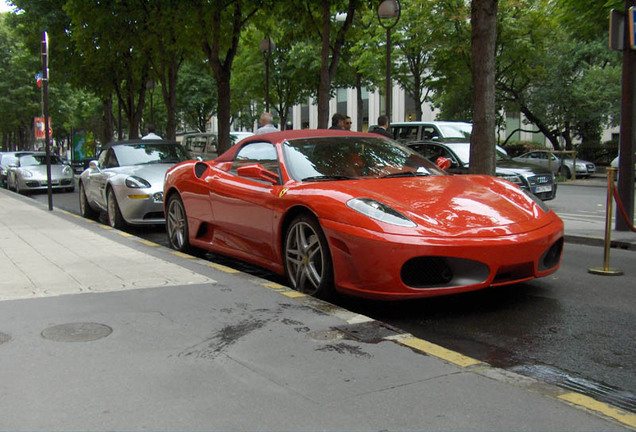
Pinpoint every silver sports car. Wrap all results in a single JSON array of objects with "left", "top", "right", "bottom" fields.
[
  {"left": 78, "top": 140, "right": 191, "bottom": 228},
  {"left": 6, "top": 152, "right": 74, "bottom": 194}
]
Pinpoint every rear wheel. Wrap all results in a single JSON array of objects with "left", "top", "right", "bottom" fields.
[
  {"left": 284, "top": 214, "right": 334, "bottom": 299},
  {"left": 107, "top": 188, "right": 125, "bottom": 229},
  {"left": 166, "top": 194, "right": 190, "bottom": 252},
  {"left": 79, "top": 182, "right": 99, "bottom": 220}
]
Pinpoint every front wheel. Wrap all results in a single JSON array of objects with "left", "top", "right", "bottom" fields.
[
  {"left": 166, "top": 194, "right": 191, "bottom": 252},
  {"left": 558, "top": 166, "right": 571, "bottom": 178},
  {"left": 79, "top": 182, "right": 99, "bottom": 220},
  {"left": 284, "top": 214, "right": 334, "bottom": 299},
  {"left": 107, "top": 188, "right": 125, "bottom": 229}
]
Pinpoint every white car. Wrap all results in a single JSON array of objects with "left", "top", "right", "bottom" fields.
[
  {"left": 78, "top": 140, "right": 191, "bottom": 228},
  {"left": 611, "top": 153, "right": 636, "bottom": 180},
  {"left": 6, "top": 152, "right": 74, "bottom": 194}
]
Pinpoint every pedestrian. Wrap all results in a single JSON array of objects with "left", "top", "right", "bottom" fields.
[
  {"left": 329, "top": 113, "right": 346, "bottom": 130},
  {"left": 142, "top": 123, "right": 162, "bottom": 140},
  {"left": 369, "top": 115, "right": 394, "bottom": 139},
  {"left": 344, "top": 116, "right": 352, "bottom": 131},
  {"left": 255, "top": 112, "right": 280, "bottom": 135}
]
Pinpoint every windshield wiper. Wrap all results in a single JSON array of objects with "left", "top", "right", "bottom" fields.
[
  {"left": 301, "top": 175, "right": 356, "bottom": 181},
  {"left": 381, "top": 171, "right": 429, "bottom": 178}
]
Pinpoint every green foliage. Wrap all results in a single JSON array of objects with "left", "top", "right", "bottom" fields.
[{"left": 177, "top": 59, "right": 217, "bottom": 132}]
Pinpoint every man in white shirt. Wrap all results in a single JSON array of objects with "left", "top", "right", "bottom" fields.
[
  {"left": 142, "top": 123, "right": 162, "bottom": 139},
  {"left": 255, "top": 112, "right": 279, "bottom": 135}
]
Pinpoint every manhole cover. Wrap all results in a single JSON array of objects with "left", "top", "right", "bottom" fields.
[
  {"left": 41, "top": 322, "right": 112, "bottom": 342},
  {"left": 0, "top": 332, "right": 11, "bottom": 345}
]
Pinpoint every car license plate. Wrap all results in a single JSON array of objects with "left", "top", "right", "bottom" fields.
[{"left": 534, "top": 185, "right": 552, "bottom": 193}]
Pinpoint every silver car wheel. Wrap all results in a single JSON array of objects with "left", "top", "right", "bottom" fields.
[
  {"left": 107, "top": 188, "right": 125, "bottom": 229},
  {"left": 166, "top": 195, "right": 190, "bottom": 252},
  {"left": 284, "top": 215, "right": 333, "bottom": 298}
]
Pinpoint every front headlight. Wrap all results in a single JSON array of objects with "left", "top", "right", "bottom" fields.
[
  {"left": 125, "top": 176, "right": 151, "bottom": 188},
  {"left": 63, "top": 165, "right": 72, "bottom": 175},
  {"left": 21, "top": 170, "right": 33, "bottom": 178},
  {"left": 498, "top": 174, "right": 523, "bottom": 185},
  {"left": 347, "top": 198, "right": 416, "bottom": 227}
]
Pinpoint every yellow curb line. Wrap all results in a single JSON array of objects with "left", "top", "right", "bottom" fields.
[
  {"left": 137, "top": 239, "right": 158, "bottom": 246},
  {"left": 262, "top": 282, "right": 287, "bottom": 290},
  {"left": 280, "top": 291, "right": 307, "bottom": 299},
  {"left": 558, "top": 392, "right": 636, "bottom": 429},
  {"left": 117, "top": 232, "right": 134, "bottom": 238},
  {"left": 208, "top": 263, "right": 241, "bottom": 274},
  {"left": 170, "top": 251, "right": 194, "bottom": 259},
  {"left": 397, "top": 336, "right": 483, "bottom": 368}
]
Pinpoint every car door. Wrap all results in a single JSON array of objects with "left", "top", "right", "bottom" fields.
[
  {"left": 207, "top": 142, "right": 281, "bottom": 264},
  {"left": 85, "top": 148, "right": 117, "bottom": 209}
]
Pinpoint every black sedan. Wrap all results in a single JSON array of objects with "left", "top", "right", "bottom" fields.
[{"left": 407, "top": 141, "right": 557, "bottom": 201}]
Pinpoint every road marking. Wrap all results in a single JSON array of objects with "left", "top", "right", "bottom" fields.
[
  {"left": 397, "top": 336, "right": 483, "bottom": 368},
  {"left": 280, "top": 290, "right": 307, "bottom": 299},
  {"left": 170, "top": 251, "right": 193, "bottom": 259},
  {"left": 137, "top": 239, "right": 158, "bottom": 246},
  {"left": 558, "top": 392, "right": 636, "bottom": 428},
  {"left": 208, "top": 263, "right": 241, "bottom": 274}
]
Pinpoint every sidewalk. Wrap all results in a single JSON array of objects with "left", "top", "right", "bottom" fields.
[{"left": 0, "top": 188, "right": 635, "bottom": 431}]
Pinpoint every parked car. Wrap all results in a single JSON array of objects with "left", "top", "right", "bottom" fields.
[
  {"left": 6, "top": 152, "right": 74, "bottom": 194},
  {"left": 611, "top": 153, "right": 636, "bottom": 180},
  {"left": 407, "top": 141, "right": 557, "bottom": 201},
  {"left": 390, "top": 121, "right": 473, "bottom": 144},
  {"left": 0, "top": 151, "right": 34, "bottom": 188},
  {"left": 163, "top": 129, "right": 563, "bottom": 301},
  {"left": 513, "top": 150, "right": 595, "bottom": 178},
  {"left": 183, "top": 131, "right": 254, "bottom": 160},
  {"left": 78, "top": 140, "right": 191, "bottom": 228}
]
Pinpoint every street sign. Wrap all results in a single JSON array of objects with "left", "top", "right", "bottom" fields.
[{"left": 610, "top": 9, "right": 625, "bottom": 51}]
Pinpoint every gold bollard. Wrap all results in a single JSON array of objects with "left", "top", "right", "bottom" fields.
[{"left": 588, "top": 167, "right": 623, "bottom": 276}]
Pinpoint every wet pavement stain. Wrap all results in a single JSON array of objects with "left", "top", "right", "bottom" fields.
[
  {"left": 179, "top": 319, "right": 267, "bottom": 360},
  {"left": 0, "top": 331, "right": 11, "bottom": 345},
  {"left": 316, "top": 342, "right": 372, "bottom": 358}
]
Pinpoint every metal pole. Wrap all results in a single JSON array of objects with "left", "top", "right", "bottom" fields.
[
  {"left": 41, "top": 31, "right": 53, "bottom": 211},
  {"left": 589, "top": 167, "right": 623, "bottom": 275},
  {"left": 265, "top": 52, "right": 270, "bottom": 113},
  {"left": 385, "top": 27, "right": 391, "bottom": 119},
  {"left": 617, "top": 0, "right": 636, "bottom": 231}
]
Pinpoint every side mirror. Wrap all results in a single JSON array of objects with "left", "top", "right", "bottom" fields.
[
  {"left": 237, "top": 163, "right": 279, "bottom": 184},
  {"left": 436, "top": 157, "right": 451, "bottom": 171},
  {"left": 89, "top": 160, "right": 100, "bottom": 171}
]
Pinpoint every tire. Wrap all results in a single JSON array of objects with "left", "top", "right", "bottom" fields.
[
  {"left": 558, "top": 166, "right": 571, "bottom": 178},
  {"left": 284, "top": 214, "right": 334, "bottom": 299},
  {"left": 79, "top": 182, "right": 99, "bottom": 220},
  {"left": 166, "top": 194, "right": 191, "bottom": 252},
  {"left": 107, "top": 187, "right": 125, "bottom": 229}
]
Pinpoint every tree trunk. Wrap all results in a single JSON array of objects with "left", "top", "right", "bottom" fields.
[
  {"left": 469, "top": 0, "right": 498, "bottom": 176},
  {"left": 102, "top": 96, "right": 113, "bottom": 144},
  {"left": 317, "top": 0, "right": 331, "bottom": 129}
]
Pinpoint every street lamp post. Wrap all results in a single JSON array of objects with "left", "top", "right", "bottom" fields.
[
  {"left": 377, "top": 0, "right": 401, "bottom": 121},
  {"left": 259, "top": 35, "right": 276, "bottom": 112}
]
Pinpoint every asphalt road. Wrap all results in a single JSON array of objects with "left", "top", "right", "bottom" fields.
[{"left": 23, "top": 177, "right": 636, "bottom": 414}]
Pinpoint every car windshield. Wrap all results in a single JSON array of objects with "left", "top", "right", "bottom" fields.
[
  {"left": 283, "top": 136, "right": 445, "bottom": 181},
  {"left": 445, "top": 143, "right": 509, "bottom": 163},
  {"left": 113, "top": 143, "right": 191, "bottom": 166},
  {"left": 437, "top": 123, "right": 472, "bottom": 140},
  {"left": 19, "top": 154, "right": 63, "bottom": 166}
]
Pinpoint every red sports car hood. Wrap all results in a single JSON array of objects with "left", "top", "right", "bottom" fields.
[{"left": 307, "top": 175, "right": 556, "bottom": 237}]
